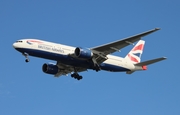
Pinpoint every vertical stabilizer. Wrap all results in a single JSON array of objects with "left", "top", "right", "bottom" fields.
[{"left": 125, "top": 40, "right": 145, "bottom": 64}]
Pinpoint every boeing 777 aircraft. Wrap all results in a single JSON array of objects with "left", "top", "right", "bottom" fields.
[{"left": 13, "top": 28, "right": 166, "bottom": 80}]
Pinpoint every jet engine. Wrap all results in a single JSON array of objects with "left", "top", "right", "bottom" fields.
[
  {"left": 42, "top": 63, "right": 58, "bottom": 75},
  {"left": 74, "top": 47, "right": 93, "bottom": 59}
]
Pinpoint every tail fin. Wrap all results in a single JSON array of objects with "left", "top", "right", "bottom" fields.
[{"left": 125, "top": 40, "right": 145, "bottom": 64}]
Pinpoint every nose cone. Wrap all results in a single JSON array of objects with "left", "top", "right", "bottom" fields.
[{"left": 13, "top": 43, "right": 17, "bottom": 48}]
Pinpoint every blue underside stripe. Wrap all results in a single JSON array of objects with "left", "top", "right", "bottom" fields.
[{"left": 15, "top": 48, "right": 130, "bottom": 72}]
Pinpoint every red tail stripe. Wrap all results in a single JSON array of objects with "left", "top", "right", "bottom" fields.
[
  {"left": 133, "top": 44, "right": 144, "bottom": 51},
  {"left": 128, "top": 54, "right": 139, "bottom": 62}
]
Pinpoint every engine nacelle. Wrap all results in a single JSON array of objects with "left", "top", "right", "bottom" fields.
[
  {"left": 42, "top": 63, "right": 58, "bottom": 75},
  {"left": 74, "top": 47, "right": 93, "bottom": 59}
]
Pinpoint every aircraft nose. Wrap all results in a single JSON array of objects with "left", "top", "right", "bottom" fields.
[{"left": 13, "top": 43, "right": 18, "bottom": 48}]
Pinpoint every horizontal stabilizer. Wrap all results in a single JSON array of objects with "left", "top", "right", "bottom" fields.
[{"left": 135, "top": 57, "right": 167, "bottom": 66}]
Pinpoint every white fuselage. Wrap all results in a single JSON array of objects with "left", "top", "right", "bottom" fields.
[{"left": 13, "top": 39, "right": 137, "bottom": 72}]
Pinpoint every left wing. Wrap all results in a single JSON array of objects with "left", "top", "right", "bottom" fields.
[
  {"left": 91, "top": 28, "right": 160, "bottom": 55},
  {"left": 55, "top": 61, "right": 87, "bottom": 77},
  {"left": 91, "top": 28, "right": 160, "bottom": 64}
]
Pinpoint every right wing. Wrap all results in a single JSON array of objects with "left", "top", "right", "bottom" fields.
[{"left": 91, "top": 28, "right": 160, "bottom": 64}]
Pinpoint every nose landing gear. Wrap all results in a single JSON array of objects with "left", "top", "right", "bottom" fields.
[{"left": 22, "top": 53, "right": 30, "bottom": 62}]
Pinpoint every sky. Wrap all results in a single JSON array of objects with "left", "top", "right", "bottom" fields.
[{"left": 0, "top": 0, "right": 180, "bottom": 115}]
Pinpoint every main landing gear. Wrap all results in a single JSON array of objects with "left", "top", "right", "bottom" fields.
[
  {"left": 92, "top": 57, "right": 101, "bottom": 72},
  {"left": 71, "top": 73, "right": 83, "bottom": 80},
  {"left": 94, "top": 64, "right": 101, "bottom": 72},
  {"left": 71, "top": 67, "right": 83, "bottom": 80},
  {"left": 22, "top": 53, "right": 30, "bottom": 62}
]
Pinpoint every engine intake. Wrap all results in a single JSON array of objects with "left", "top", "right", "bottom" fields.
[
  {"left": 74, "top": 47, "right": 93, "bottom": 59},
  {"left": 42, "top": 63, "right": 58, "bottom": 75}
]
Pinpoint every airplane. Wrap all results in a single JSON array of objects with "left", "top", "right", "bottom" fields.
[{"left": 13, "top": 28, "right": 166, "bottom": 80}]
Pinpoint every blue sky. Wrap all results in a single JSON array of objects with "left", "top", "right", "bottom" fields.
[{"left": 0, "top": 0, "right": 180, "bottom": 115}]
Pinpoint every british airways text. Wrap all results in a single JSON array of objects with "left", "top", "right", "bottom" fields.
[{"left": 38, "top": 45, "right": 64, "bottom": 53}]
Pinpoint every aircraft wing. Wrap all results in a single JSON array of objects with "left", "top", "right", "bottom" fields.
[
  {"left": 91, "top": 28, "right": 160, "bottom": 64},
  {"left": 54, "top": 61, "right": 87, "bottom": 77},
  {"left": 91, "top": 28, "right": 160, "bottom": 55}
]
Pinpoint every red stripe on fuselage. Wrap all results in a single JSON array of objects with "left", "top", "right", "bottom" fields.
[{"left": 27, "top": 40, "right": 43, "bottom": 44}]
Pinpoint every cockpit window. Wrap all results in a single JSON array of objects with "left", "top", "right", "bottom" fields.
[{"left": 16, "top": 41, "right": 23, "bottom": 43}]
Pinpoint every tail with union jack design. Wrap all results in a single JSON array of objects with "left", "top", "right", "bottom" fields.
[{"left": 125, "top": 40, "right": 145, "bottom": 64}]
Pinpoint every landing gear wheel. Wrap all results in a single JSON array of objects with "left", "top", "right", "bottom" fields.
[
  {"left": 71, "top": 73, "right": 83, "bottom": 80},
  {"left": 78, "top": 76, "right": 83, "bottom": 80},
  {"left": 25, "top": 59, "right": 29, "bottom": 62},
  {"left": 77, "top": 78, "right": 80, "bottom": 80},
  {"left": 71, "top": 74, "right": 75, "bottom": 78}
]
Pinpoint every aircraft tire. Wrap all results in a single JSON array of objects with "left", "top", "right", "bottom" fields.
[{"left": 25, "top": 59, "right": 29, "bottom": 62}]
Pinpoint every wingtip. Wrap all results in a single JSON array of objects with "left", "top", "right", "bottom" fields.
[
  {"left": 155, "top": 28, "right": 161, "bottom": 30},
  {"left": 162, "top": 57, "right": 167, "bottom": 59},
  {"left": 160, "top": 57, "right": 167, "bottom": 60}
]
